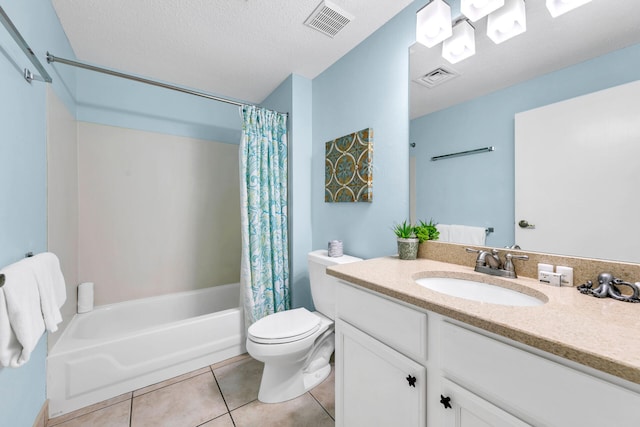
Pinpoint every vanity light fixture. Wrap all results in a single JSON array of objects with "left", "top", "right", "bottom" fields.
[
  {"left": 442, "top": 20, "right": 476, "bottom": 64},
  {"left": 487, "top": 0, "right": 527, "bottom": 44},
  {"left": 416, "top": 0, "right": 452, "bottom": 48},
  {"left": 545, "top": 0, "right": 592, "bottom": 17},
  {"left": 460, "top": 0, "right": 505, "bottom": 22}
]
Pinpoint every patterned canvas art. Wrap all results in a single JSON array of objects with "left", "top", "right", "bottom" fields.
[{"left": 325, "top": 128, "right": 373, "bottom": 203}]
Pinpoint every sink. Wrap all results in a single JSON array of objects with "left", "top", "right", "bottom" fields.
[{"left": 415, "top": 277, "right": 545, "bottom": 306}]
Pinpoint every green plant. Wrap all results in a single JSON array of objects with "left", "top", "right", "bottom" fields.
[
  {"left": 414, "top": 219, "right": 440, "bottom": 243},
  {"left": 393, "top": 220, "right": 415, "bottom": 239}
]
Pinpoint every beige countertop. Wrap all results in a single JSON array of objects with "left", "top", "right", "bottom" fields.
[{"left": 327, "top": 256, "right": 640, "bottom": 386}]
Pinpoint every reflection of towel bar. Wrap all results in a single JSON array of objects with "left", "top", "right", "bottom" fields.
[
  {"left": 486, "top": 227, "right": 494, "bottom": 235},
  {"left": 0, "top": 252, "right": 34, "bottom": 288},
  {"left": 431, "top": 146, "right": 495, "bottom": 161}
]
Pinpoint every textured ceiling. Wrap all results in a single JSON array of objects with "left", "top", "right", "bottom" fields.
[
  {"left": 51, "top": 0, "right": 413, "bottom": 104},
  {"left": 410, "top": 0, "right": 640, "bottom": 118}
]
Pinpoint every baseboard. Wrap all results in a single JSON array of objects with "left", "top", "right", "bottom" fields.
[{"left": 33, "top": 399, "right": 48, "bottom": 427}]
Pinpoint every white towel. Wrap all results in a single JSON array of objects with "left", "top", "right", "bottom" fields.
[
  {"left": 0, "top": 289, "right": 23, "bottom": 367},
  {"left": 436, "top": 224, "right": 451, "bottom": 242},
  {"left": 0, "top": 261, "right": 45, "bottom": 367},
  {"left": 24, "top": 253, "right": 66, "bottom": 332},
  {"left": 449, "top": 225, "right": 486, "bottom": 246}
]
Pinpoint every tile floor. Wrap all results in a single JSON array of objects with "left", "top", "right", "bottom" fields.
[{"left": 47, "top": 354, "right": 335, "bottom": 427}]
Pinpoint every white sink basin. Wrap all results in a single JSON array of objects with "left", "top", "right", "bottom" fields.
[{"left": 415, "top": 277, "right": 545, "bottom": 307}]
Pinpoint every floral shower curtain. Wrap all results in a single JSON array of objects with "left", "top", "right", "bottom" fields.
[{"left": 239, "top": 105, "right": 290, "bottom": 326}]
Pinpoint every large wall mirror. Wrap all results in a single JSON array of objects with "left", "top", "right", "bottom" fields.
[{"left": 409, "top": 0, "right": 640, "bottom": 263}]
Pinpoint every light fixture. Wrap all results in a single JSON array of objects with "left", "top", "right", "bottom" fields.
[
  {"left": 461, "top": 0, "right": 505, "bottom": 22},
  {"left": 487, "top": 0, "right": 526, "bottom": 44},
  {"left": 416, "top": 0, "right": 452, "bottom": 48},
  {"left": 442, "top": 20, "right": 475, "bottom": 64},
  {"left": 545, "top": 0, "right": 592, "bottom": 17}
]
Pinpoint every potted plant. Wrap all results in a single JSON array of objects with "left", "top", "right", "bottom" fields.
[
  {"left": 394, "top": 220, "right": 419, "bottom": 260},
  {"left": 414, "top": 219, "right": 440, "bottom": 243}
]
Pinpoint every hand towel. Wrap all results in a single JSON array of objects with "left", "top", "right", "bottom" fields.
[
  {"left": 449, "top": 225, "right": 486, "bottom": 246},
  {"left": 436, "top": 224, "right": 451, "bottom": 243},
  {"left": 0, "top": 289, "right": 23, "bottom": 367},
  {"left": 24, "top": 253, "right": 66, "bottom": 332},
  {"left": 0, "top": 261, "right": 45, "bottom": 367}
]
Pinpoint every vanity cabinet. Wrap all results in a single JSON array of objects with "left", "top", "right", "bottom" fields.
[
  {"left": 336, "top": 319, "right": 426, "bottom": 427},
  {"left": 439, "top": 378, "right": 530, "bottom": 427},
  {"left": 334, "top": 280, "right": 640, "bottom": 427}
]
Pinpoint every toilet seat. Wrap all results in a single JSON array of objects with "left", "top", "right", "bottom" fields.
[{"left": 248, "top": 308, "right": 322, "bottom": 344}]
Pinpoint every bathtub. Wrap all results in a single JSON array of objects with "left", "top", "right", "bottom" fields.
[{"left": 47, "top": 283, "right": 245, "bottom": 417}]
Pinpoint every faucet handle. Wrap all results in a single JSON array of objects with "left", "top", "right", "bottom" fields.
[
  {"left": 504, "top": 253, "right": 529, "bottom": 276},
  {"left": 465, "top": 248, "right": 480, "bottom": 254}
]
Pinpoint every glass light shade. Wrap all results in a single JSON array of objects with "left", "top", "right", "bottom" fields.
[
  {"left": 416, "top": 0, "right": 453, "bottom": 48},
  {"left": 487, "top": 0, "right": 526, "bottom": 44},
  {"left": 442, "top": 20, "right": 476, "bottom": 64},
  {"left": 546, "top": 0, "right": 592, "bottom": 17},
  {"left": 461, "top": 0, "right": 505, "bottom": 22}
]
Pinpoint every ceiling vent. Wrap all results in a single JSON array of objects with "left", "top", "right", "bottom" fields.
[
  {"left": 413, "top": 66, "right": 460, "bottom": 88},
  {"left": 305, "top": 1, "right": 353, "bottom": 38}
]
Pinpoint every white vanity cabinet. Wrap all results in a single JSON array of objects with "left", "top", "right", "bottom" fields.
[
  {"left": 335, "top": 281, "right": 428, "bottom": 427},
  {"left": 334, "top": 279, "right": 640, "bottom": 427}
]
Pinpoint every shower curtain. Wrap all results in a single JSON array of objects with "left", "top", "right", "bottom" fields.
[{"left": 239, "top": 105, "right": 290, "bottom": 326}]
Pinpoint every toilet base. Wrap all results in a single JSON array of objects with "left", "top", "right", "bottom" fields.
[{"left": 256, "top": 329, "right": 335, "bottom": 403}]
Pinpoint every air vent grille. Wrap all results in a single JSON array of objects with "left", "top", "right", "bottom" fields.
[
  {"left": 305, "top": 1, "right": 353, "bottom": 38},
  {"left": 414, "top": 67, "right": 459, "bottom": 88}
]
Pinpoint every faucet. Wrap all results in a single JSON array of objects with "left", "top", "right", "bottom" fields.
[{"left": 466, "top": 248, "right": 529, "bottom": 278}]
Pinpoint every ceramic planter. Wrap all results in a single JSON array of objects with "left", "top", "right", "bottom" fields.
[{"left": 397, "top": 238, "right": 419, "bottom": 260}]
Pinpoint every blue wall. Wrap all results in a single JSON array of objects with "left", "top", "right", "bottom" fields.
[
  {"left": 0, "top": 0, "right": 75, "bottom": 425},
  {"left": 411, "top": 42, "right": 640, "bottom": 248},
  {"left": 76, "top": 68, "right": 242, "bottom": 144},
  {"left": 311, "top": 2, "right": 421, "bottom": 260}
]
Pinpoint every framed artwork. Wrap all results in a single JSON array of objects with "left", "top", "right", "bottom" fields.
[{"left": 325, "top": 128, "right": 373, "bottom": 203}]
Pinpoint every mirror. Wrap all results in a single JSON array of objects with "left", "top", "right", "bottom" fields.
[{"left": 409, "top": 0, "right": 640, "bottom": 263}]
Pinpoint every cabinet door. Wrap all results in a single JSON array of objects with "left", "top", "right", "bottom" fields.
[
  {"left": 439, "top": 378, "right": 531, "bottom": 427},
  {"left": 336, "top": 319, "right": 426, "bottom": 427}
]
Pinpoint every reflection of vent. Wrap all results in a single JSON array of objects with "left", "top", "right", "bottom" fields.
[
  {"left": 305, "top": 1, "right": 353, "bottom": 38},
  {"left": 414, "top": 67, "right": 459, "bottom": 88}
]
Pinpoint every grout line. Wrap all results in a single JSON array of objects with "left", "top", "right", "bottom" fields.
[
  {"left": 309, "top": 391, "right": 335, "bottom": 421},
  {"left": 211, "top": 365, "right": 237, "bottom": 427},
  {"left": 129, "top": 397, "right": 133, "bottom": 427}
]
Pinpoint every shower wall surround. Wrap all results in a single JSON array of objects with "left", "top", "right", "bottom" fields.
[{"left": 77, "top": 122, "right": 241, "bottom": 306}]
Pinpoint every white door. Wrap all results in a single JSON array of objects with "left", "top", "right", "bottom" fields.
[
  {"left": 335, "top": 319, "right": 426, "bottom": 427},
  {"left": 439, "top": 378, "right": 530, "bottom": 427}
]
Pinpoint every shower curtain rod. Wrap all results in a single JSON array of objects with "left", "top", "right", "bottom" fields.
[{"left": 46, "top": 53, "right": 287, "bottom": 115}]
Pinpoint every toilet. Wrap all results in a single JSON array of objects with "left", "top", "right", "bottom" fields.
[{"left": 246, "top": 249, "right": 362, "bottom": 403}]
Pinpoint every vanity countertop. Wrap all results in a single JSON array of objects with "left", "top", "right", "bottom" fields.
[{"left": 327, "top": 256, "right": 640, "bottom": 386}]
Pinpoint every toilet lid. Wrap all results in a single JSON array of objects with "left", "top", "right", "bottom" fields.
[{"left": 248, "top": 308, "right": 321, "bottom": 344}]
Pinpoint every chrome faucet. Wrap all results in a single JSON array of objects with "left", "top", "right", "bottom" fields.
[{"left": 466, "top": 248, "right": 529, "bottom": 278}]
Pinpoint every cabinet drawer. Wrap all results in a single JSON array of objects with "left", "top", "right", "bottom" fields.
[
  {"left": 441, "top": 321, "right": 640, "bottom": 427},
  {"left": 336, "top": 281, "right": 427, "bottom": 361}
]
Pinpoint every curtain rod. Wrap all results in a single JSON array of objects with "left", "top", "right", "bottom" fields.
[
  {"left": 0, "top": 6, "right": 52, "bottom": 83},
  {"left": 46, "top": 53, "right": 287, "bottom": 115}
]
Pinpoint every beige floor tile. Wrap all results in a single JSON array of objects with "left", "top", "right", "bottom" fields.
[
  {"left": 200, "top": 413, "right": 235, "bottom": 427},
  {"left": 213, "top": 357, "right": 264, "bottom": 410},
  {"left": 131, "top": 372, "right": 227, "bottom": 427},
  {"left": 133, "top": 367, "right": 211, "bottom": 397},
  {"left": 48, "top": 392, "right": 132, "bottom": 426},
  {"left": 310, "top": 364, "right": 335, "bottom": 419},
  {"left": 210, "top": 353, "right": 251, "bottom": 371},
  {"left": 49, "top": 400, "right": 131, "bottom": 427},
  {"left": 231, "top": 392, "right": 334, "bottom": 427}
]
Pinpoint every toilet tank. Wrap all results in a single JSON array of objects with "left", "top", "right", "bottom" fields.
[{"left": 308, "top": 249, "right": 362, "bottom": 319}]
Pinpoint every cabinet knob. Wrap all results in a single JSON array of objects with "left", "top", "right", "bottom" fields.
[
  {"left": 406, "top": 375, "right": 417, "bottom": 387},
  {"left": 440, "top": 395, "right": 452, "bottom": 409}
]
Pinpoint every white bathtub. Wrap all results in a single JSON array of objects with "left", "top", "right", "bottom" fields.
[{"left": 47, "top": 283, "right": 245, "bottom": 417}]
